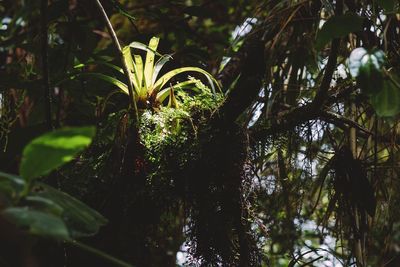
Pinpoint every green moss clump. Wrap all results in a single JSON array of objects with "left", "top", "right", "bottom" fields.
[{"left": 139, "top": 80, "right": 223, "bottom": 170}]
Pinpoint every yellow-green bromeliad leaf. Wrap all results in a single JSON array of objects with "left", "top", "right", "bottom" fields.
[
  {"left": 144, "top": 37, "right": 160, "bottom": 88},
  {"left": 152, "top": 67, "right": 221, "bottom": 95},
  {"left": 122, "top": 46, "right": 140, "bottom": 94}
]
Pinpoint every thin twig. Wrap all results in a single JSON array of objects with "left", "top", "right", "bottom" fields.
[{"left": 93, "top": 0, "right": 139, "bottom": 122}]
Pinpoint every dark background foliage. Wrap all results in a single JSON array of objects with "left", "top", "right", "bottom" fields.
[{"left": 1, "top": 0, "right": 400, "bottom": 266}]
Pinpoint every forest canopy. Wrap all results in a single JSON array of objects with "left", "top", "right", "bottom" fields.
[{"left": 1, "top": 0, "right": 400, "bottom": 266}]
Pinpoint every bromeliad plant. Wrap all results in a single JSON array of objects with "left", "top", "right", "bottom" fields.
[{"left": 74, "top": 37, "right": 220, "bottom": 110}]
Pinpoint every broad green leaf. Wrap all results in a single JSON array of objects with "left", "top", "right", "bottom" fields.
[
  {"left": 2, "top": 207, "right": 70, "bottom": 240},
  {"left": 73, "top": 73, "right": 129, "bottom": 95},
  {"left": 20, "top": 126, "right": 96, "bottom": 181},
  {"left": 316, "top": 13, "right": 364, "bottom": 50},
  {"left": 371, "top": 79, "right": 400, "bottom": 117},
  {"left": 153, "top": 67, "right": 221, "bottom": 93},
  {"left": 31, "top": 183, "right": 108, "bottom": 237},
  {"left": 144, "top": 37, "right": 160, "bottom": 87}
]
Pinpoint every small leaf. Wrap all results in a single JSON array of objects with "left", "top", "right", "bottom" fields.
[
  {"left": 20, "top": 127, "right": 96, "bottom": 181},
  {"left": 316, "top": 13, "right": 364, "bottom": 50},
  {"left": 168, "top": 86, "right": 179, "bottom": 108},
  {"left": 2, "top": 207, "right": 70, "bottom": 240}
]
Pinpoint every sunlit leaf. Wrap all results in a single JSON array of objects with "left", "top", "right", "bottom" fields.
[
  {"left": 134, "top": 55, "right": 144, "bottom": 96},
  {"left": 151, "top": 54, "right": 172, "bottom": 85},
  {"left": 144, "top": 37, "right": 160, "bottom": 87},
  {"left": 153, "top": 67, "right": 220, "bottom": 94},
  {"left": 128, "top": 41, "right": 162, "bottom": 56},
  {"left": 168, "top": 87, "right": 179, "bottom": 108},
  {"left": 156, "top": 79, "right": 200, "bottom": 103},
  {"left": 20, "top": 127, "right": 96, "bottom": 181},
  {"left": 122, "top": 46, "right": 140, "bottom": 94}
]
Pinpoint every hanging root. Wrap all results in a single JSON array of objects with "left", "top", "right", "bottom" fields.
[{"left": 182, "top": 122, "right": 260, "bottom": 266}]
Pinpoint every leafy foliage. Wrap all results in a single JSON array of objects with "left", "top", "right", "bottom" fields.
[
  {"left": 20, "top": 127, "right": 96, "bottom": 180},
  {"left": 0, "top": 127, "right": 107, "bottom": 240},
  {"left": 349, "top": 47, "right": 400, "bottom": 117},
  {"left": 2, "top": 0, "right": 400, "bottom": 266}
]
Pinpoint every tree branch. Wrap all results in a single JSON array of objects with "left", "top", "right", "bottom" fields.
[
  {"left": 217, "top": 31, "right": 264, "bottom": 91},
  {"left": 310, "top": 38, "right": 340, "bottom": 111},
  {"left": 214, "top": 29, "right": 267, "bottom": 123}
]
